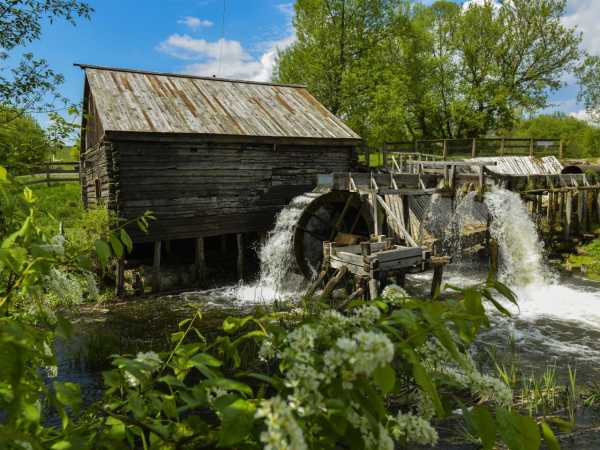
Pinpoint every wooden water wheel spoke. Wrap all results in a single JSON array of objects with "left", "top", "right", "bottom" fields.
[{"left": 293, "top": 191, "right": 373, "bottom": 278}]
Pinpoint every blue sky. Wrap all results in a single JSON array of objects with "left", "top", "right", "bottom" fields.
[{"left": 19, "top": 0, "right": 600, "bottom": 125}]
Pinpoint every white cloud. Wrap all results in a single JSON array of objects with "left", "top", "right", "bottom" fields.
[
  {"left": 570, "top": 109, "right": 596, "bottom": 123},
  {"left": 276, "top": 3, "right": 294, "bottom": 17},
  {"left": 158, "top": 33, "right": 296, "bottom": 81},
  {"left": 178, "top": 16, "right": 213, "bottom": 30},
  {"left": 563, "top": 0, "right": 600, "bottom": 55}
]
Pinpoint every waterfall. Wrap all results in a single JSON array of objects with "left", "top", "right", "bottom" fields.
[
  {"left": 484, "top": 188, "right": 552, "bottom": 286},
  {"left": 234, "top": 194, "right": 313, "bottom": 303}
]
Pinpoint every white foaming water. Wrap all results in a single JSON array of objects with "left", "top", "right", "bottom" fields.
[
  {"left": 484, "top": 188, "right": 600, "bottom": 331},
  {"left": 231, "top": 194, "right": 313, "bottom": 303}
]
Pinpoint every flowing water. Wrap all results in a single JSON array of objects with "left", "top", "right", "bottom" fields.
[
  {"left": 413, "top": 188, "right": 600, "bottom": 381},
  {"left": 58, "top": 187, "right": 600, "bottom": 406}
]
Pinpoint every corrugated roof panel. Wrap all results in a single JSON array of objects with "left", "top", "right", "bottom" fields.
[
  {"left": 469, "top": 156, "right": 563, "bottom": 175},
  {"left": 82, "top": 65, "right": 361, "bottom": 141}
]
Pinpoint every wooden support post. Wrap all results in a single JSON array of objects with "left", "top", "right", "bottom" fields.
[
  {"left": 431, "top": 263, "right": 444, "bottom": 299},
  {"left": 395, "top": 271, "right": 406, "bottom": 287},
  {"left": 565, "top": 192, "right": 572, "bottom": 239},
  {"left": 322, "top": 241, "right": 332, "bottom": 270},
  {"left": 547, "top": 192, "right": 555, "bottom": 231},
  {"left": 369, "top": 278, "right": 379, "bottom": 300},
  {"left": 559, "top": 140, "right": 564, "bottom": 159},
  {"left": 471, "top": 138, "right": 477, "bottom": 158},
  {"left": 305, "top": 270, "right": 328, "bottom": 298},
  {"left": 322, "top": 266, "right": 348, "bottom": 299},
  {"left": 529, "top": 138, "right": 534, "bottom": 157},
  {"left": 195, "top": 237, "right": 207, "bottom": 284},
  {"left": 586, "top": 191, "right": 594, "bottom": 231},
  {"left": 115, "top": 258, "right": 125, "bottom": 296},
  {"left": 558, "top": 192, "right": 565, "bottom": 229},
  {"left": 577, "top": 191, "right": 585, "bottom": 234},
  {"left": 371, "top": 193, "right": 380, "bottom": 236},
  {"left": 236, "top": 233, "right": 244, "bottom": 280},
  {"left": 443, "top": 139, "right": 448, "bottom": 160},
  {"left": 152, "top": 241, "right": 162, "bottom": 292},
  {"left": 489, "top": 238, "right": 499, "bottom": 277},
  {"left": 46, "top": 163, "right": 51, "bottom": 187}
]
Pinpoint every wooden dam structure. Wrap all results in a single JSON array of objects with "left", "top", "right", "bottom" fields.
[{"left": 77, "top": 64, "right": 600, "bottom": 297}]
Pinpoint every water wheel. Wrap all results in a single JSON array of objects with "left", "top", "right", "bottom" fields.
[{"left": 293, "top": 190, "right": 372, "bottom": 278}]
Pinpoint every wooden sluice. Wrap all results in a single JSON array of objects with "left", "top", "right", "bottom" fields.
[{"left": 308, "top": 155, "right": 600, "bottom": 300}]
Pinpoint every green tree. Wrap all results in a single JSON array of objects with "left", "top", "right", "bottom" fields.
[
  {"left": 0, "top": 106, "right": 50, "bottom": 172},
  {"left": 276, "top": 0, "right": 582, "bottom": 143},
  {"left": 511, "top": 113, "right": 600, "bottom": 158},
  {"left": 0, "top": 1, "right": 92, "bottom": 123},
  {"left": 576, "top": 55, "right": 600, "bottom": 124}
]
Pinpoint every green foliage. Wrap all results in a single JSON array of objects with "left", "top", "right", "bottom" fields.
[
  {"left": 276, "top": 0, "right": 581, "bottom": 143},
  {"left": 509, "top": 113, "right": 600, "bottom": 158},
  {"left": 566, "top": 237, "right": 600, "bottom": 281},
  {"left": 0, "top": 164, "right": 562, "bottom": 449},
  {"left": 0, "top": 1, "right": 92, "bottom": 119},
  {"left": 576, "top": 55, "right": 600, "bottom": 125},
  {"left": 0, "top": 106, "right": 51, "bottom": 172}
]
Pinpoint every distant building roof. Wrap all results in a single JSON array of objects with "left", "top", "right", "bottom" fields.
[
  {"left": 469, "top": 156, "right": 563, "bottom": 176},
  {"left": 77, "top": 64, "right": 361, "bottom": 143}
]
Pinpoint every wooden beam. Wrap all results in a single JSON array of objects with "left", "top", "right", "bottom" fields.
[
  {"left": 152, "top": 241, "right": 162, "bottom": 292},
  {"left": 376, "top": 195, "right": 418, "bottom": 247},
  {"left": 195, "top": 237, "right": 207, "bottom": 284}
]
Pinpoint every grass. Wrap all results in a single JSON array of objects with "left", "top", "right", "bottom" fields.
[{"left": 566, "top": 237, "right": 600, "bottom": 281}]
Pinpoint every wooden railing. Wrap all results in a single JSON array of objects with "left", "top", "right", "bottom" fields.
[
  {"left": 5, "top": 161, "right": 80, "bottom": 186},
  {"left": 357, "top": 138, "right": 564, "bottom": 168}
]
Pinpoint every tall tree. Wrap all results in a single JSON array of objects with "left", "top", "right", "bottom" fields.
[
  {"left": 275, "top": 0, "right": 582, "bottom": 143},
  {"left": 0, "top": 0, "right": 92, "bottom": 123},
  {"left": 576, "top": 55, "right": 600, "bottom": 124}
]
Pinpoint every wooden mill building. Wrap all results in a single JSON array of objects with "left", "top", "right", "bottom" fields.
[{"left": 77, "top": 64, "right": 360, "bottom": 287}]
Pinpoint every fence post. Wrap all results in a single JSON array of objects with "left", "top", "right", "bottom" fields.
[
  {"left": 529, "top": 138, "right": 534, "bottom": 157},
  {"left": 442, "top": 139, "right": 448, "bottom": 160},
  {"left": 500, "top": 138, "right": 505, "bottom": 156},
  {"left": 471, "top": 138, "right": 477, "bottom": 158},
  {"left": 46, "top": 163, "right": 51, "bottom": 186},
  {"left": 559, "top": 140, "right": 564, "bottom": 159}
]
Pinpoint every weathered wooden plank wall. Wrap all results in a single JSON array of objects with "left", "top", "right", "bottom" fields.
[{"left": 104, "top": 140, "right": 353, "bottom": 242}]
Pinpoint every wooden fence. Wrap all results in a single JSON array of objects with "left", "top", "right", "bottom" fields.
[
  {"left": 358, "top": 138, "right": 564, "bottom": 168},
  {"left": 6, "top": 161, "right": 80, "bottom": 186}
]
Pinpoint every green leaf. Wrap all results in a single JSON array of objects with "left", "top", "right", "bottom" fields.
[
  {"left": 204, "top": 378, "right": 253, "bottom": 396},
  {"left": 464, "top": 288, "right": 485, "bottom": 316},
  {"left": 540, "top": 421, "right": 560, "bottom": 450},
  {"left": 519, "top": 415, "right": 541, "bottom": 450},
  {"left": 109, "top": 235, "right": 123, "bottom": 258},
  {"left": 496, "top": 408, "right": 527, "bottom": 450},
  {"left": 492, "top": 279, "right": 518, "bottom": 306},
  {"left": 466, "top": 406, "right": 496, "bottom": 450},
  {"left": 0, "top": 166, "right": 6, "bottom": 181},
  {"left": 482, "top": 289, "right": 512, "bottom": 317},
  {"left": 412, "top": 363, "right": 443, "bottom": 415},
  {"left": 373, "top": 364, "right": 395, "bottom": 394},
  {"left": 95, "top": 239, "right": 111, "bottom": 267},
  {"left": 217, "top": 398, "right": 256, "bottom": 447},
  {"left": 120, "top": 229, "right": 133, "bottom": 253},
  {"left": 223, "top": 316, "right": 253, "bottom": 333},
  {"left": 22, "top": 402, "right": 41, "bottom": 423}
]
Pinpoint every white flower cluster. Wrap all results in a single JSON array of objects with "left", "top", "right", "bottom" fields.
[
  {"left": 381, "top": 284, "right": 411, "bottom": 305},
  {"left": 124, "top": 351, "right": 162, "bottom": 387},
  {"left": 388, "top": 411, "right": 439, "bottom": 446},
  {"left": 346, "top": 402, "right": 395, "bottom": 450},
  {"left": 323, "top": 330, "right": 394, "bottom": 388},
  {"left": 420, "top": 339, "right": 512, "bottom": 407},
  {"left": 46, "top": 268, "right": 84, "bottom": 307},
  {"left": 255, "top": 396, "right": 307, "bottom": 450}
]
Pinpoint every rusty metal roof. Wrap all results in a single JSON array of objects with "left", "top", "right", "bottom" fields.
[
  {"left": 78, "top": 64, "right": 361, "bottom": 142},
  {"left": 469, "top": 156, "right": 563, "bottom": 176}
]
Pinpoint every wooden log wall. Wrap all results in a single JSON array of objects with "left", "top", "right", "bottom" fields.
[
  {"left": 103, "top": 139, "right": 353, "bottom": 243},
  {"left": 81, "top": 142, "right": 112, "bottom": 208}
]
